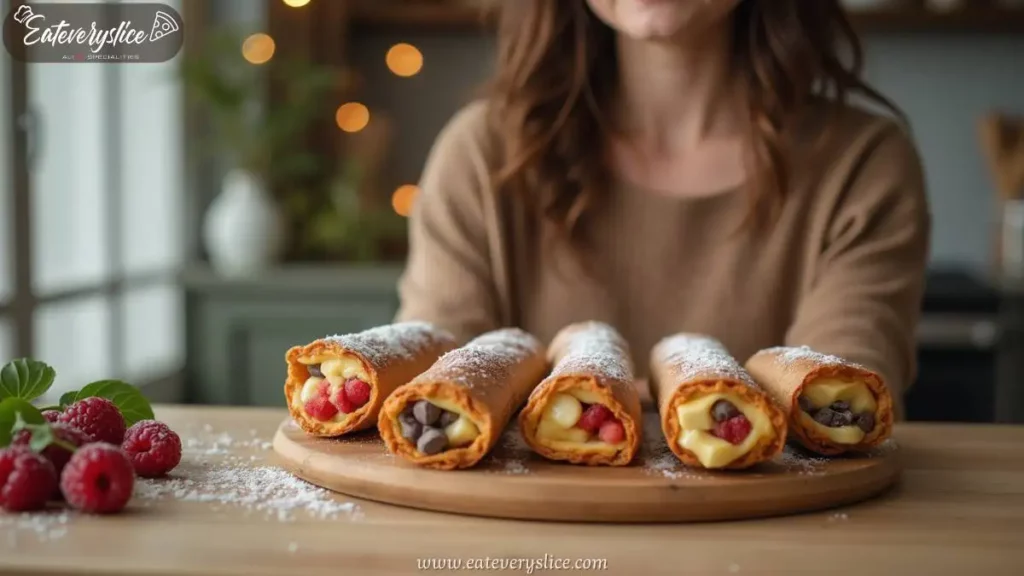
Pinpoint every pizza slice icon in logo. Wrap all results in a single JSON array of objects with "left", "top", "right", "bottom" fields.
[
  {"left": 149, "top": 10, "right": 180, "bottom": 42},
  {"left": 13, "top": 5, "right": 34, "bottom": 24}
]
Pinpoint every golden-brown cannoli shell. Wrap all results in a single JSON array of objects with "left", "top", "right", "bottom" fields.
[
  {"left": 284, "top": 322, "right": 456, "bottom": 437},
  {"left": 651, "top": 334, "right": 787, "bottom": 470},
  {"left": 519, "top": 322, "right": 641, "bottom": 466},
  {"left": 379, "top": 328, "right": 547, "bottom": 470},
  {"left": 745, "top": 346, "right": 894, "bottom": 456}
]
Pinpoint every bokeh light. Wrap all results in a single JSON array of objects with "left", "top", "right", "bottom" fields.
[
  {"left": 391, "top": 185, "right": 420, "bottom": 217},
  {"left": 282, "top": 0, "right": 311, "bottom": 6},
  {"left": 335, "top": 102, "right": 370, "bottom": 133},
  {"left": 242, "top": 33, "right": 275, "bottom": 65},
  {"left": 386, "top": 43, "right": 424, "bottom": 78}
]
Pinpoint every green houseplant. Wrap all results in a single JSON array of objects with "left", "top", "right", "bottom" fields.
[{"left": 180, "top": 28, "right": 408, "bottom": 263}]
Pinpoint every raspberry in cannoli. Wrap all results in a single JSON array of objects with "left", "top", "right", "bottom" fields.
[
  {"left": 518, "top": 322, "right": 641, "bottom": 466},
  {"left": 651, "top": 334, "right": 787, "bottom": 470},
  {"left": 379, "top": 328, "right": 547, "bottom": 470},
  {"left": 744, "top": 346, "right": 894, "bottom": 456},
  {"left": 284, "top": 322, "right": 457, "bottom": 437}
]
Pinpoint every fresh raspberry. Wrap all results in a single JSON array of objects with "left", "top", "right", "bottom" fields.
[
  {"left": 60, "top": 443, "right": 134, "bottom": 514},
  {"left": 597, "top": 419, "right": 625, "bottom": 444},
  {"left": 121, "top": 420, "right": 182, "bottom": 478},
  {"left": 331, "top": 388, "right": 356, "bottom": 414},
  {"left": 13, "top": 423, "right": 93, "bottom": 475},
  {"left": 344, "top": 379, "right": 371, "bottom": 407},
  {"left": 42, "top": 410, "right": 61, "bottom": 423},
  {"left": 712, "top": 415, "right": 752, "bottom": 445},
  {"left": 0, "top": 447, "right": 58, "bottom": 512},
  {"left": 58, "top": 397, "right": 126, "bottom": 445},
  {"left": 577, "top": 404, "right": 612, "bottom": 434},
  {"left": 304, "top": 396, "right": 338, "bottom": 421},
  {"left": 316, "top": 380, "right": 330, "bottom": 397}
]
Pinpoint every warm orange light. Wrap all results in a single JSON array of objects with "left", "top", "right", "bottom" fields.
[
  {"left": 385, "top": 43, "right": 423, "bottom": 78},
  {"left": 282, "top": 0, "right": 310, "bottom": 6},
  {"left": 335, "top": 102, "right": 370, "bottom": 133},
  {"left": 391, "top": 184, "right": 420, "bottom": 217},
  {"left": 242, "top": 33, "right": 275, "bottom": 65}
]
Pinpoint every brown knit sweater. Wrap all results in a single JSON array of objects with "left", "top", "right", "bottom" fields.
[{"left": 395, "top": 101, "right": 931, "bottom": 415}]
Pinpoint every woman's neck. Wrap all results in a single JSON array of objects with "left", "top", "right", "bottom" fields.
[{"left": 613, "top": 21, "right": 740, "bottom": 151}]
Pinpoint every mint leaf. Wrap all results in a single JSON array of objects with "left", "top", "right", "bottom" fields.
[
  {"left": 0, "top": 398, "right": 45, "bottom": 448},
  {"left": 0, "top": 359, "right": 56, "bottom": 401},
  {"left": 58, "top": 390, "right": 77, "bottom": 408},
  {"left": 61, "top": 380, "right": 154, "bottom": 425}
]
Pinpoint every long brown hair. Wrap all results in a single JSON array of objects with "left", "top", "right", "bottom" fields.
[{"left": 487, "top": 0, "right": 901, "bottom": 247}]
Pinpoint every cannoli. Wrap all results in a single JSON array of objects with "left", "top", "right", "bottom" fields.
[
  {"left": 744, "top": 346, "right": 894, "bottom": 456},
  {"left": 651, "top": 334, "right": 787, "bottom": 470},
  {"left": 379, "top": 328, "right": 547, "bottom": 470},
  {"left": 284, "top": 322, "right": 457, "bottom": 437},
  {"left": 518, "top": 322, "right": 641, "bottom": 466}
]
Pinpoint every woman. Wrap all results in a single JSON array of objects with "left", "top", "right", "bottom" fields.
[{"left": 396, "top": 0, "right": 930, "bottom": 417}]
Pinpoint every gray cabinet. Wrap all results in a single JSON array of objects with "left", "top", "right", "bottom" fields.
[{"left": 184, "top": 265, "right": 403, "bottom": 406}]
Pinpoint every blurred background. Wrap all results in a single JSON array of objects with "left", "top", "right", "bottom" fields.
[{"left": 1, "top": 0, "right": 1023, "bottom": 422}]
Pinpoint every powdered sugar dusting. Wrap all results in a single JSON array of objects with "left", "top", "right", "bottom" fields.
[
  {"left": 1, "top": 510, "right": 72, "bottom": 546},
  {"left": 761, "top": 346, "right": 868, "bottom": 371},
  {"left": 422, "top": 328, "right": 542, "bottom": 390},
  {"left": 324, "top": 321, "right": 455, "bottom": 368},
  {"left": 548, "top": 322, "right": 633, "bottom": 384},
  {"left": 133, "top": 425, "right": 362, "bottom": 522},
  {"left": 639, "top": 413, "right": 710, "bottom": 480},
  {"left": 775, "top": 445, "right": 828, "bottom": 475},
  {"left": 485, "top": 419, "right": 533, "bottom": 474},
  {"left": 654, "top": 334, "right": 757, "bottom": 387}
]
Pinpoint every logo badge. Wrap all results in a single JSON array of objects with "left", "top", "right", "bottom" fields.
[{"left": 4, "top": 3, "right": 184, "bottom": 63}]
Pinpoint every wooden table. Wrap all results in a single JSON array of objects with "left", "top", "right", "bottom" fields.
[{"left": 2, "top": 405, "right": 1023, "bottom": 576}]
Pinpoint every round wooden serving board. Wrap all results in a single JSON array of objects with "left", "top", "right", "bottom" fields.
[{"left": 272, "top": 413, "right": 902, "bottom": 523}]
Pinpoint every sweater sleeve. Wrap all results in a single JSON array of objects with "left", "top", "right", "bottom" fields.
[
  {"left": 785, "top": 124, "right": 931, "bottom": 417},
  {"left": 394, "top": 103, "right": 501, "bottom": 344}
]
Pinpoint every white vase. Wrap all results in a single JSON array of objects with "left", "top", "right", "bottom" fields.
[{"left": 203, "top": 170, "right": 285, "bottom": 276}]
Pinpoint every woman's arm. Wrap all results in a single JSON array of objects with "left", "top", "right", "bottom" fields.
[
  {"left": 394, "top": 103, "right": 501, "bottom": 343},
  {"left": 785, "top": 124, "right": 931, "bottom": 418}
]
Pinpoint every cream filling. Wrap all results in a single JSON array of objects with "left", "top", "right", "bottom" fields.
[
  {"left": 675, "top": 393, "right": 774, "bottom": 469},
  {"left": 799, "top": 378, "right": 878, "bottom": 444},
  {"left": 292, "top": 355, "right": 372, "bottom": 424},
  {"left": 534, "top": 391, "right": 626, "bottom": 456}
]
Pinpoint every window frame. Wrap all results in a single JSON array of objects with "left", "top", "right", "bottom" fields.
[{"left": 0, "top": 0, "right": 195, "bottom": 389}]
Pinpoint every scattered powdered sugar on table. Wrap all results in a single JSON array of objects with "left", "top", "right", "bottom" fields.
[
  {"left": 829, "top": 512, "right": 849, "bottom": 522},
  {"left": 548, "top": 322, "right": 633, "bottom": 384},
  {"left": 484, "top": 420, "right": 533, "bottom": 475},
  {"left": 133, "top": 425, "right": 362, "bottom": 522},
  {"left": 775, "top": 445, "right": 828, "bottom": 476},
  {"left": 639, "top": 413, "right": 711, "bottom": 480},
  {"left": 1, "top": 510, "right": 72, "bottom": 546},
  {"left": 653, "top": 334, "right": 757, "bottom": 387},
  {"left": 324, "top": 321, "right": 456, "bottom": 367},
  {"left": 424, "top": 329, "right": 543, "bottom": 390}
]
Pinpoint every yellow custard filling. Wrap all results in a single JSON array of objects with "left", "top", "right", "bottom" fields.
[
  {"left": 291, "top": 355, "right": 371, "bottom": 424},
  {"left": 799, "top": 378, "right": 877, "bottom": 444},
  {"left": 534, "top": 392, "right": 626, "bottom": 456},
  {"left": 674, "top": 393, "right": 774, "bottom": 469}
]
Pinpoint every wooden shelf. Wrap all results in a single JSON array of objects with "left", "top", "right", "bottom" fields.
[{"left": 346, "top": 3, "right": 1024, "bottom": 34}]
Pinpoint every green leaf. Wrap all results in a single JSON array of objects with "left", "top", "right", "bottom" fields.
[
  {"left": 0, "top": 398, "right": 44, "bottom": 448},
  {"left": 0, "top": 359, "right": 56, "bottom": 401},
  {"left": 62, "top": 380, "right": 154, "bottom": 425}
]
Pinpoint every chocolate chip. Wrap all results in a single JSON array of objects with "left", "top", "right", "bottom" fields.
[
  {"left": 417, "top": 427, "right": 448, "bottom": 455},
  {"left": 857, "top": 413, "right": 875, "bottom": 433},
  {"left": 798, "top": 396, "right": 814, "bottom": 413},
  {"left": 711, "top": 400, "right": 740, "bottom": 422},
  {"left": 413, "top": 400, "right": 441, "bottom": 425},
  {"left": 831, "top": 410, "right": 854, "bottom": 427},
  {"left": 399, "top": 413, "right": 422, "bottom": 440},
  {"left": 831, "top": 400, "right": 850, "bottom": 412},
  {"left": 307, "top": 364, "right": 323, "bottom": 378},
  {"left": 438, "top": 410, "right": 459, "bottom": 427},
  {"left": 813, "top": 407, "right": 836, "bottom": 426}
]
